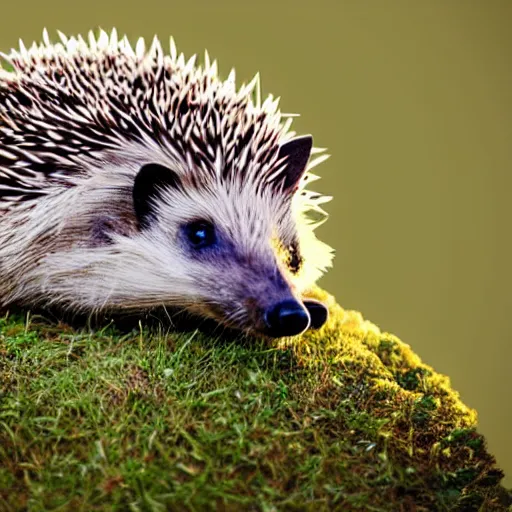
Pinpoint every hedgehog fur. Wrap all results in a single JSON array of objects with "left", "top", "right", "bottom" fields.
[{"left": 0, "top": 28, "right": 334, "bottom": 337}]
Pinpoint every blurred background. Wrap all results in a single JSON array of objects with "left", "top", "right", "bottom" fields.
[{"left": 1, "top": 0, "right": 510, "bottom": 486}]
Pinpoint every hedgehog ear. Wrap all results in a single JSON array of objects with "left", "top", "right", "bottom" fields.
[
  {"left": 133, "top": 163, "right": 182, "bottom": 230},
  {"left": 277, "top": 135, "right": 313, "bottom": 192}
]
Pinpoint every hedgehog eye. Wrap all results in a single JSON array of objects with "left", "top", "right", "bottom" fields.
[
  {"left": 287, "top": 242, "right": 303, "bottom": 274},
  {"left": 183, "top": 220, "right": 217, "bottom": 249}
]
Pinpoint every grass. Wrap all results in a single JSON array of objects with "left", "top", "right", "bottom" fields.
[{"left": 0, "top": 288, "right": 510, "bottom": 511}]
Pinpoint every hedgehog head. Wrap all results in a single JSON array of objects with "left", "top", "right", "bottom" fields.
[{"left": 0, "top": 29, "right": 334, "bottom": 337}]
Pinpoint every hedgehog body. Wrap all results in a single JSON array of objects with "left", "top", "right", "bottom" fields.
[{"left": 0, "top": 29, "right": 334, "bottom": 337}]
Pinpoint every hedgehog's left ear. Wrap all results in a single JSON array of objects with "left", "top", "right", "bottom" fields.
[
  {"left": 277, "top": 135, "right": 313, "bottom": 192},
  {"left": 133, "top": 163, "right": 182, "bottom": 230}
]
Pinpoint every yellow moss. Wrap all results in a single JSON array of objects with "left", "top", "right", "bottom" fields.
[{"left": 287, "top": 287, "right": 479, "bottom": 430}]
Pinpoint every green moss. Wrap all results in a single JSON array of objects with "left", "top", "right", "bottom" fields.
[
  {"left": 412, "top": 395, "right": 438, "bottom": 425},
  {"left": 0, "top": 289, "right": 510, "bottom": 511}
]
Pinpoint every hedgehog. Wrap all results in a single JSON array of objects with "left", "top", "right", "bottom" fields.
[{"left": 0, "top": 29, "right": 334, "bottom": 338}]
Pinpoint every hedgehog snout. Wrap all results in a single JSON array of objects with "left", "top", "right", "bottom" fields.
[
  {"left": 263, "top": 299, "right": 311, "bottom": 338},
  {"left": 302, "top": 300, "right": 329, "bottom": 330}
]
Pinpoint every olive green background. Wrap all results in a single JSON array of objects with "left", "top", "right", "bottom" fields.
[{"left": 1, "top": 0, "right": 510, "bottom": 486}]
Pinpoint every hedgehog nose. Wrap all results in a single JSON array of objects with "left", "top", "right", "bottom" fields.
[
  {"left": 303, "top": 300, "right": 329, "bottom": 329},
  {"left": 264, "top": 300, "right": 311, "bottom": 337}
]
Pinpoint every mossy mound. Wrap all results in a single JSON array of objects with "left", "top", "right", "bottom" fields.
[{"left": 0, "top": 289, "right": 510, "bottom": 511}]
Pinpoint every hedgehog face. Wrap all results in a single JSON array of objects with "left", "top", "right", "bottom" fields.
[{"left": 128, "top": 138, "right": 330, "bottom": 337}]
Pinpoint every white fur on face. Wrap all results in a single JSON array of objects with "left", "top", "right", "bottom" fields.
[{"left": 1, "top": 168, "right": 331, "bottom": 333}]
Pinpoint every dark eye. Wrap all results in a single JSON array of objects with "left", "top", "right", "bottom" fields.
[{"left": 183, "top": 220, "right": 217, "bottom": 249}]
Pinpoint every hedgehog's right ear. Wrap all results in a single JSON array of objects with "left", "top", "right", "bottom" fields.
[
  {"left": 133, "top": 163, "right": 182, "bottom": 230},
  {"left": 277, "top": 135, "right": 313, "bottom": 192}
]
